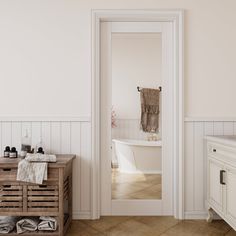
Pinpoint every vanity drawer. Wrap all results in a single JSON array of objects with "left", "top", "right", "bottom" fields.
[
  {"left": 207, "top": 142, "right": 236, "bottom": 165},
  {"left": 27, "top": 183, "right": 59, "bottom": 212},
  {"left": 0, "top": 167, "right": 58, "bottom": 182},
  {"left": 0, "top": 183, "right": 23, "bottom": 212},
  {"left": 0, "top": 167, "right": 17, "bottom": 181},
  {"left": 207, "top": 143, "right": 219, "bottom": 156},
  {"left": 47, "top": 168, "right": 59, "bottom": 181}
]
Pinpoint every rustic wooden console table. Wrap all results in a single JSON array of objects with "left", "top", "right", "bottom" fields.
[{"left": 0, "top": 154, "right": 75, "bottom": 236}]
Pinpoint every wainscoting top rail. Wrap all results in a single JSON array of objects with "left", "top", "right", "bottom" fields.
[
  {"left": 0, "top": 116, "right": 91, "bottom": 122},
  {"left": 185, "top": 117, "right": 236, "bottom": 122}
]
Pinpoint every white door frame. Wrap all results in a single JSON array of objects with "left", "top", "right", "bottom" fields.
[{"left": 91, "top": 9, "right": 184, "bottom": 219}]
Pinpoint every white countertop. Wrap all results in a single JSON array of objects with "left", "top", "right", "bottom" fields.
[{"left": 205, "top": 135, "right": 236, "bottom": 147}]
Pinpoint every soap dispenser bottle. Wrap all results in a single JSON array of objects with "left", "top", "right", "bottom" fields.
[
  {"left": 37, "top": 147, "right": 44, "bottom": 154},
  {"left": 35, "top": 137, "right": 44, "bottom": 154},
  {"left": 9, "top": 147, "right": 18, "bottom": 158},
  {"left": 4, "top": 146, "right": 10, "bottom": 158}
]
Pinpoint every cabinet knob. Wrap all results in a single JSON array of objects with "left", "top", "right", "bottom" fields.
[{"left": 213, "top": 149, "right": 216, "bottom": 152}]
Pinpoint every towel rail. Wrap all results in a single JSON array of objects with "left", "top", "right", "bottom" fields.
[{"left": 137, "top": 86, "right": 162, "bottom": 92}]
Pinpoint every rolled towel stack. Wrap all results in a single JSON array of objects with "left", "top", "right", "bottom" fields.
[
  {"left": 38, "top": 216, "right": 57, "bottom": 231},
  {"left": 0, "top": 216, "right": 57, "bottom": 233},
  {"left": 16, "top": 217, "right": 39, "bottom": 234},
  {"left": 0, "top": 217, "right": 19, "bottom": 234}
]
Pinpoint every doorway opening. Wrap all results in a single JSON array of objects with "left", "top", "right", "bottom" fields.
[
  {"left": 111, "top": 32, "right": 162, "bottom": 201},
  {"left": 91, "top": 10, "right": 184, "bottom": 219}
]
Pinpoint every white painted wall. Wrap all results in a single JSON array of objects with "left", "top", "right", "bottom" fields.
[
  {"left": 112, "top": 119, "right": 155, "bottom": 140},
  {"left": 1, "top": 0, "right": 236, "bottom": 117},
  {"left": 0, "top": 0, "right": 91, "bottom": 117},
  {"left": 112, "top": 33, "right": 161, "bottom": 119}
]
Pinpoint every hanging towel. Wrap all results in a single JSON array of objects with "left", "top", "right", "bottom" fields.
[
  {"left": 140, "top": 88, "right": 160, "bottom": 133},
  {"left": 38, "top": 216, "right": 57, "bottom": 231},
  {"left": 17, "top": 159, "right": 47, "bottom": 184},
  {"left": 16, "top": 217, "right": 39, "bottom": 234},
  {"left": 0, "top": 217, "right": 18, "bottom": 234},
  {"left": 25, "top": 153, "right": 56, "bottom": 163}
]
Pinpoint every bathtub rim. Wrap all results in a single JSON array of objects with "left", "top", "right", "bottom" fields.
[{"left": 112, "top": 138, "right": 162, "bottom": 147}]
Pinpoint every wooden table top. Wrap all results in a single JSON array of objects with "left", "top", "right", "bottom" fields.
[{"left": 0, "top": 154, "right": 76, "bottom": 168}]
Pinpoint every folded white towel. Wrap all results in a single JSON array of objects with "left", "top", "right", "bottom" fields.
[
  {"left": 0, "top": 217, "right": 18, "bottom": 234},
  {"left": 17, "top": 159, "right": 47, "bottom": 184},
  {"left": 25, "top": 154, "right": 56, "bottom": 163},
  {"left": 38, "top": 216, "right": 57, "bottom": 231},
  {"left": 16, "top": 217, "right": 39, "bottom": 234}
]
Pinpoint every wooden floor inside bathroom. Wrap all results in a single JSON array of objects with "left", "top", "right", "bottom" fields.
[
  {"left": 66, "top": 216, "right": 236, "bottom": 236},
  {"left": 112, "top": 168, "right": 162, "bottom": 199}
]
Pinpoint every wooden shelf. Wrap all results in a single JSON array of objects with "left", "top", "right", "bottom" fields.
[
  {"left": 0, "top": 230, "right": 59, "bottom": 236},
  {"left": 0, "top": 154, "right": 75, "bottom": 236},
  {"left": 0, "top": 212, "right": 59, "bottom": 217}
]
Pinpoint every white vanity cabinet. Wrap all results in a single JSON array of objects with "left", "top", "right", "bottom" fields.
[
  {"left": 206, "top": 136, "right": 236, "bottom": 230},
  {"left": 208, "top": 157, "right": 224, "bottom": 214},
  {"left": 225, "top": 164, "right": 236, "bottom": 223}
]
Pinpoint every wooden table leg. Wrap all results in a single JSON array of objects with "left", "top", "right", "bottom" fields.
[{"left": 59, "top": 168, "right": 64, "bottom": 236}]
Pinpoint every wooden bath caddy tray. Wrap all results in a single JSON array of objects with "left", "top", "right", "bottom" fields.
[{"left": 0, "top": 154, "right": 75, "bottom": 236}]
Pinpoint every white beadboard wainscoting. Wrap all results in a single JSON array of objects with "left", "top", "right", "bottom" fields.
[
  {"left": 1, "top": 117, "right": 235, "bottom": 220},
  {"left": 184, "top": 119, "right": 236, "bottom": 219},
  {"left": 0, "top": 118, "right": 91, "bottom": 220},
  {"left": 112, "top": 119, "right": 161, "bottom": 140}
]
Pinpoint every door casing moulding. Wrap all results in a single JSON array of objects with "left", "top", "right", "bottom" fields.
[{"left": 91, "top": 9, "right": 184, "bottom": 219}]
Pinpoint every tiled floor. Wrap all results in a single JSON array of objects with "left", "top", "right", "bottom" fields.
[
  {"left": 112, "top": 169, "right": 162, "bottom": 199},
  {"left": 66, "top": 217, "right": 236, "bottom": 236}
]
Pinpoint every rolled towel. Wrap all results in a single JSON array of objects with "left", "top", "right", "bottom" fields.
[
  {"left": 0, "top": 217, "right": 18, "bottom": 234},
  {"left": 16, "top": 217, "right": 39, "bottom": 234},
  {"left": 25, "top": 154, "right": 56, "bottom": 163},
  {"left": 38, "top": 216, "right": 57, "bottom": 231}
]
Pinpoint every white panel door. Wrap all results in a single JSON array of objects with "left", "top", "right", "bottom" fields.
[
  {"left": 208, "top": 158, "right": 224, "bottom": 214},
  {"left": 101, "top": 21, "right": 173, "bottom": 215}
]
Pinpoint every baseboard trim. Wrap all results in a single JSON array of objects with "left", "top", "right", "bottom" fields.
[
  {"left": 72, "top": 211, "right": 91, "bottom": 219},
  {"left": 184, "top": 211, "right": 208, "bottom": 219}
]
